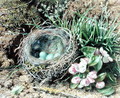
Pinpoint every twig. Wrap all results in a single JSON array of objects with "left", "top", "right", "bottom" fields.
[
  {"left": 39, "top": 78, "right": 50, "bottom": 86},
  {"left": 53, "top": 71, "right": 68, "bottom": 82}
]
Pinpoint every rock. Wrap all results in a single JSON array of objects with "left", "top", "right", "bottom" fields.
[
  {"left": 24, "top": 94, "right": 33, "bottom": 98},
  {"left": 4, "top": 80, "right": 13, "bottom": 88},
  {"left": 0, "top": 94, "right": 7, "bottom": 98},
  {"left": 19, "top": 75, "right": 29, "bottom": 83},
  {"left": 2, "top": 61, "right": 10, "bottom": 68},
  {"left": 108, "top": 0, "right": 120, "bottom": 5}
]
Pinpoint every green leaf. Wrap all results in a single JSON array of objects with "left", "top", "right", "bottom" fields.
[
  {"left": 107, "top": 73, "right": 117, "bottom": 85},
  {"left": 73, "top": 74, "right": 80, "bottom": 77},
  {"left": 70, "top": 83, "right": 79, "bottom": 89},
  {"left": 79, "top": 73, "right": 84, "bottom": 78},
  {"left": 94, "top": 58, "right": 103, "bottom": 71},
  {"left": 11, "top": 86, "right": 24, "bottom": 95},
  {"left": 81, "top": 46, "right": 96, "bottom": 58},
  {"left": 85, "top": 86, "right": 92, "bottom": 91},
  {"left": 97, "top": 86, "right": 115, "bottom": 96},
  {"left": 96, "top": 73, "right": 107, "bottom": 82},
  {"left": 89, "top": 56, "right": 101, "bottom": 66}
]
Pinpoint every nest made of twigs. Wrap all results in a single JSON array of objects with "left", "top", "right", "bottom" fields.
[{"left": 18, "top": 27, "right": 77, "bottom": 81}]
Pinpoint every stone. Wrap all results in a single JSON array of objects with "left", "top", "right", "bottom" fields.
[
  {"left": 4, "top": 80, "right": 13, "bottom": 88},
  {"left": 19, "top": 75, "right": 29, "bottom": 83}
]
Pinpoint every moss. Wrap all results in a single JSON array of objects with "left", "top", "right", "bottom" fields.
[
  {"left": 1, "top": 0, "right": 69, "bottom": 32},
  {"left": 1, "top": 0, "right": 40, "bottom": 32}
]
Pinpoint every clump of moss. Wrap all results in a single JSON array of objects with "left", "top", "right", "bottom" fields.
[
  {"left": 36, "top": 0, "right": 68, "bottom": 19},
  {"left": 1, "top": 0, "right": 41, "bottom": 32},
  {"left": 1, "top": 0, "right": 69, "bottom": 32}
]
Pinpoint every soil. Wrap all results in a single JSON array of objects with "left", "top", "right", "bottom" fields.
[
  {"left": 0, "top": 0, "right": 120, "bottom": 98},
  {"left": 0, "top": 68, "right": 120, "bottom": 98}
]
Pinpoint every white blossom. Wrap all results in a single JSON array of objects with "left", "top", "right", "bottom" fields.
[
  {"left": 96, "top": 81, "right": 105, "bottom": 89},
  {"left": 71, "top": 76, "right": 81, "bottom": 84}
]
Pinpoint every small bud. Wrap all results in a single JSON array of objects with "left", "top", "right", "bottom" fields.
[
  {"left": 108, "top": 56, "right": 113, "bottom": 62},
  {"left": 100, "top": 47, "right": 109, "bottom": 57},
  {"left": 87, "top": 71, "right": 97, "bottom": 79},
  {"left": 75, "top": 59, "right": 88, "bottom": 73},
  {"left": 87, "top": 77, "right": 95, "bottom": 83},
  {"left": 71, "top": 76, "right": 81, "bottom": 84},
  {"left": 96, "top": 81, "right": 105, "bottom": 89},
  {"left": 80, "top": 78, "right": 90, "bottom": 87},
  {"left": 68, "top": 63, "right": 78, "bottom": 75}
]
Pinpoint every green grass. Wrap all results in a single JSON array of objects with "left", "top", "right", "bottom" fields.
[{"left": 48, "top": 10, "right": 120, "bottom": 55}]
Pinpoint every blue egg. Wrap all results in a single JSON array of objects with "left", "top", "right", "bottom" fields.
[
  {"left": 46, "top": 54, "right": 54, "bottom": 60},
  {"left": 39, "top": 51, "right": 47, "bottom": 60}
]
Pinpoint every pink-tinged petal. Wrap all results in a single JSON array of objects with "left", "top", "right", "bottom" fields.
[
  {"left": 103, "top": 56, "right": 109, "bottom": 63},
  {"left": 71, "top": 63, "right": 80, "bottom": 73},
  {"left": 108, "top": 56, "right": 113, "bottom": 62},
  {"left": 75, "top": 64, "right": 87, "bottom": 73},
  {"left": 99, "top": 47, "right": 104, "bottom": 54},
  {"left": 80, "top": 58, "right": 88, "bottom": 65},
  {"left": 75, "top": 59, "right": 87, "bottom": 73},
  {"left": 79, "top": 66, "right": 86, "bottom": 73},
  {"left": 80, "top": 78, "right": 90, "bottom": 87},
  {"left": 82, "top": 58, "right": 90, "bottom": 64},
  {"left": 71, "top": 76, "right": 81, "bottom": 84},
  {"left": 96, "top": 81, "right": 105, "bottom": 89},
  {"left": 87, "top": 77, "right": 95, "bottom": 83},
  {"left": 68, "top": 66, "right": 77, "bottom": 75},
  {"left": 100, "top": 47, "right": 108, "bottom": 57},
  {"left": 71, "top": 63, "right": 79, "bottom": 67},
  {"left": 78, "top": 84, "right": 84, "bottom": 88},
  {"left": 87, "top": 71, "right": 97, "bottom": 79}
]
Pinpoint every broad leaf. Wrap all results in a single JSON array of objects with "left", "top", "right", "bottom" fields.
[
  {"left": 94, "top": 58, "right": 103, "bottom": 71},
  {"left": 81, "top": 46, "right": 96, "bottom": 58},
  {"left": 97, "top": 86, "right": 115, "bottom": 96},
  {"left": 96, "top": 73, "right": 107, "bottom": 82},
  {"left": 85, "top": 85, "right": 92, "bottom": 91},
  {"left": 73, "top": 74, "right": 80, "bottom": 77},
  {"left": 89, "top": 56, "right": 101, "bottom": 66}
]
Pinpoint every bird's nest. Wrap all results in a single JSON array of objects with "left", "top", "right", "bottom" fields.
[{"left": 18, "top": 27, "right": 78, "bottom": 81}]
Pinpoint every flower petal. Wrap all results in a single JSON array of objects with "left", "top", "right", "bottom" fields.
[
  {"left": 78, "top": 84, "right": 84, "bottom": 88},
  {"left": 108, "top": 56, "right": 113, "bottom": 62},
  {"left": 103, "top": 56, "right": 109, "bottom": 63},
  {"left": 96, "top": 81, "right": 105, "bottom": 89},
  {"left": 80, "top": 58, "right": 88, "bottom": 65},
  {"left": 75, "top": 59, "right": 87, "bottom": 73},
  {"left": 80, "top": 78, "right": 90, "bottom": 87},
  {"left": 87, "top": 77, "right": 95, "bottom": 83},
  {"left": 82, "top": 58, "right": 90, "bottom": 64},
  {"left": 68, "top": 66, "right": 77, "bottom": 75},
  {"left": 71, "top": 76, "right": 81, "bottom": 84},
  {"left": 100, "top": 47, "right": 109, "bottom": 57},
  {"left": 87, "top": 71, "right": 97, "bottom": 79},
  {"left": 75, "top": 64, "right": 87, "bottom": 73}
]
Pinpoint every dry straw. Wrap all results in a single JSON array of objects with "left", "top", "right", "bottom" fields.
[{"left": 18, "top": 27, "right": 78, "bottom": 81}]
